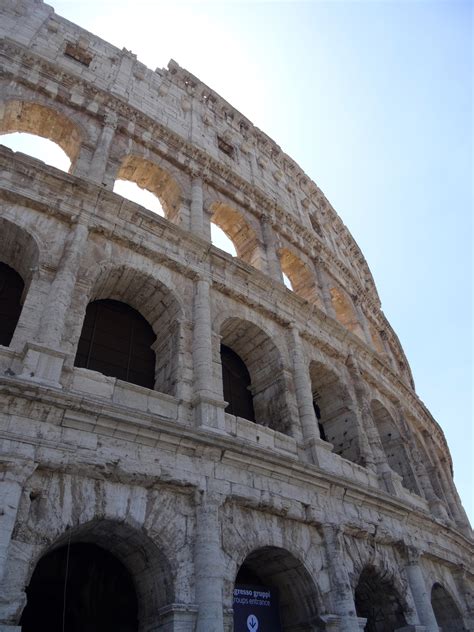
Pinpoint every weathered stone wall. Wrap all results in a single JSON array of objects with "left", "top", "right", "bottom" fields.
[{"left": 0, "top": 1, "right": 472, "bottom": 631}]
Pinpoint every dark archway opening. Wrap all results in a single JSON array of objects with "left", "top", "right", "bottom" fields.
[
  {"left": 233, "top": 547, "right": 319, "bottom": 631},
  {"left": 20, "top": 542, "right": 138, "bottom": 632},
  {"left": 355, "top": 567, "right": 407, "bottom": 632},
  {"left": 431, "top": 583, "right": 466, "bottom": 631},
  {"left": 0, "top": 262, "right": 24, "bottom": 347},
  {"left": 221, "top": 344, "right": 255, "bottom": 422},
  {"left": 74, "top": 299, "right": 156, "bottom": 389}
]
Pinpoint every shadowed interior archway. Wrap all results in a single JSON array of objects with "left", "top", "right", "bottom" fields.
[
  {"left": 20, "top": 543, "right": 138, "bottom": 632},
  {"left": 279, "top": 247, "right": 320, "bottom": 305},
  {"left": 354, "top": 566, "right": 407, "bottom": 632},
  {"left": 19, "top": 520, "right": 175, "bottom": 632},
  {"left": 431, "top": 583, "right": 466, "bottom": 631},
  {"left": 219, "top": 317, "right": 291, "bottom": 434},
  {"left": 234, "top": 546, "right": 320, "bottom": 631},
  {"left": 309, "top": 361, "right": 362, "bottom": 465}
]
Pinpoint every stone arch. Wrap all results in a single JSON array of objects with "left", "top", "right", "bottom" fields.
[
  {"left": 19, "top": 519, "right": 174, "bottom": 632},
  {"left": 0, "top": 216, "right": 40, "bottom": 286},
  {"left": 278, "top": 247, "right": 320, "bottom": 304},
  {"left": 0, "top": 216, "right": 40, "bottom": 347},
  {"left": 234, "top": 546, "right": 321, "bottom": 631},
  {"left": 329, "top": 285, "right": 364, "bottom": 339},
  {"left": 370, "top": 399, "right": 419, "bottom": 494},
  {"left": 210, "top": 201, "right": 265, "bottom": 270},
  {"left": 75, "top": 263, "right": 185, "bottom": 395},
  {"left": 431, "top": 582, "right": 466, "bottom": 631},
  {"left": 219, "top": 316, "right": 292, "bottom": 434},
  {"left": 309, "top": 360, "right": 362, "bottom": 464},
  {"left": 115, "top": 154, "right": 182, "bottom": 222},
  {"left": 0, "top": 99, "right": 83, "bottom": 169},
  {"left": 354, "top": 565, "right": 408, "bottom": 632}
]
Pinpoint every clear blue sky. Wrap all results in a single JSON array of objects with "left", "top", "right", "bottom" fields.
[{"left": 5, "top": 0, "right": 473, "bottom": 521}]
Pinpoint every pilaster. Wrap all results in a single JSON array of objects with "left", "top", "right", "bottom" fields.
[{"left": 194, "top": 491, "right": 225, "bottom": 632}]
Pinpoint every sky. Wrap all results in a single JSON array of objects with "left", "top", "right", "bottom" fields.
[{"left": 3, "top": 0, "right": 472, "bottom": 522}]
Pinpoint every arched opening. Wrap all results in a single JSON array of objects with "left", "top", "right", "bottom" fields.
[
  {"left": 220, "top": 317, "right": 291, "bottom": 434},
  {"left": 211, "top": 222, "right": 237, "bottom": 256},
  {"left": 0, "top": 100, "right": 82, "bottom": 169},
  {"left": 1, "top": 133, "right": 71, "bottom": 171},
  {"left": 329, "top": 286, "right": 365, "bottom": 340},
  {"left": 431, "top": 583, "right": 466, "bottom": 631},
  {"left": 20, "top": 543, "right": 138, "bottom": 632},
  {"left": 114, "top": 180, "right": 165, "bottom": 216},
  {"left": 74, "top": 266, "right": 183, "bottom": 396},
  {"left": 370, "top": 400, "right": 419, "bottom": 494},
  {"left": 309, "top": 361, "right": 362, "bottom": 465},
  {"left": 115, "top": 155, "right": 180, "bottom": 222},
  {"left": 74, "top": 299, "right": 156, "bottom": 389},
  {"left": 210, "top": 202, "right": 264, "bottom": 270},
  {"left": 355, "top": 566, "right": 407, "bottom": 632},
  {"left": 0, "top": 263, "right": 25, "bottom": 347},
  {"left": 220, "top": 344, "right": 255, "bottom": 421},
  {"left": 279, "top": 247, "right": 319, "bottom": 304},
  {"left": 234, "top": 547, "right": 319, "bottom": 631}
]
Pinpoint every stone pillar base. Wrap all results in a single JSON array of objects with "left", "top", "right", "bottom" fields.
[
  {"left": 0, "top": 627, "right": 21, "bottom": 632},
  {"left": 150, "top": 603, "right": 198, "bottom": 632},
  {"left": 395, "top": 626, "right": 427, "bottom": 631},
  {"left": 18, "top": 342, "right": 66, "bottom": 387},
  {"left": 193, "top": 395, "right": 227, "bottom": 431}
]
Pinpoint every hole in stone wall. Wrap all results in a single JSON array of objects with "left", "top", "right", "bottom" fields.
[
  {"left": 282, "top": 272, "right": 293, "bottom": 290},
  {"left": 1, "top": 132, "right": 71, "bottom": 171}
]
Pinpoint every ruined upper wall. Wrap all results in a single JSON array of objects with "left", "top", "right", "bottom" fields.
[{"left": 0, "top": 0, "right": 415, "bottom": 387}]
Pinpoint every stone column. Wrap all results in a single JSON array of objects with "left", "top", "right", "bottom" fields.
[
  {"left": 0, "top": 459, "right": 36, "bottom": 583},
  {"left": 20, "top": 220, "right": 89, "bottom": 385},
  {"left": 190, "top": 176, "right": 205, "bottom": 237},
  {"left": 87, "top": 111, "right": 118, "bottom": 188},
  {"left": 313, "top": 257, "right": 336, "bottom": 319},
  {"left": 435, "top": 456, "right": 471, "bottom": 532},
  {"left": 261, "top": 218, "right": 283, "bottom": 282},
  {"left": 192, "top": 278, "right": 226, "bottom": 430},
  {"left": 37, "top": 221, "right": 89, "bottom": 348},
  {"left": 194, "top": 491, "right": 225, "bottom": 632},
  {"left": 345, "top": 355, "right": 382, "bottom": 473},
  {"left": 321, "top": 525, "right": 362, "bottom": 632},
  {"left": 403, "top": 547, "right": 440, "bottom": 632},
  {"left": 287, "top": 324, "right": 321, "bottom": 463},
  {"left": 0, "top": 459, "right": 37, "bottom": 631},
  {"left": 452, "top": 565, "right": 474, "bottom": 630},
  {"left": 353, "top": 300, "right": 372, "bottom": 347}
]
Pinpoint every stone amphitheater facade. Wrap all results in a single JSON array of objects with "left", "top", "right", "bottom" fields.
[{"left": 0, "top": 1, "right": 472, "bottom": 631}]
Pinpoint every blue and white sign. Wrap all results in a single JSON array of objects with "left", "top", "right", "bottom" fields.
[{"left": 233, "top": 585, "right": 281, "bottom": 631}]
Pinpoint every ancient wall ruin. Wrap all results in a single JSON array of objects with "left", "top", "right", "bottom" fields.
[{"left": 0, "top": 1, "right": 472, "bottom": 630}]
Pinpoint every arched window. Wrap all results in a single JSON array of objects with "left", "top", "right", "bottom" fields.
[
  {"left": 221, "top": 344, "right": 255, "bottom": 421},
  {"left": 74, "top": 299, "right": 156, "bottom": 389},
  {"left": 1, "top": 132, "right": 71, "bottom": 171},
  {"left": 20, "top": 543, "right": 138, "bottom": 632},
  {"left": 0, "top": 262, "right": 24, "bottom": 347}
]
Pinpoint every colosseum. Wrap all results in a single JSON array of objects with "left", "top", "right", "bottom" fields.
[{"left": 0, "top": 1, "right": 472, "bottom": 631}]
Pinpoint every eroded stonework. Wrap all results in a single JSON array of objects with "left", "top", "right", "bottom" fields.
[{"left": 0, "top": 1, "right": 472, "bottom": 630}]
